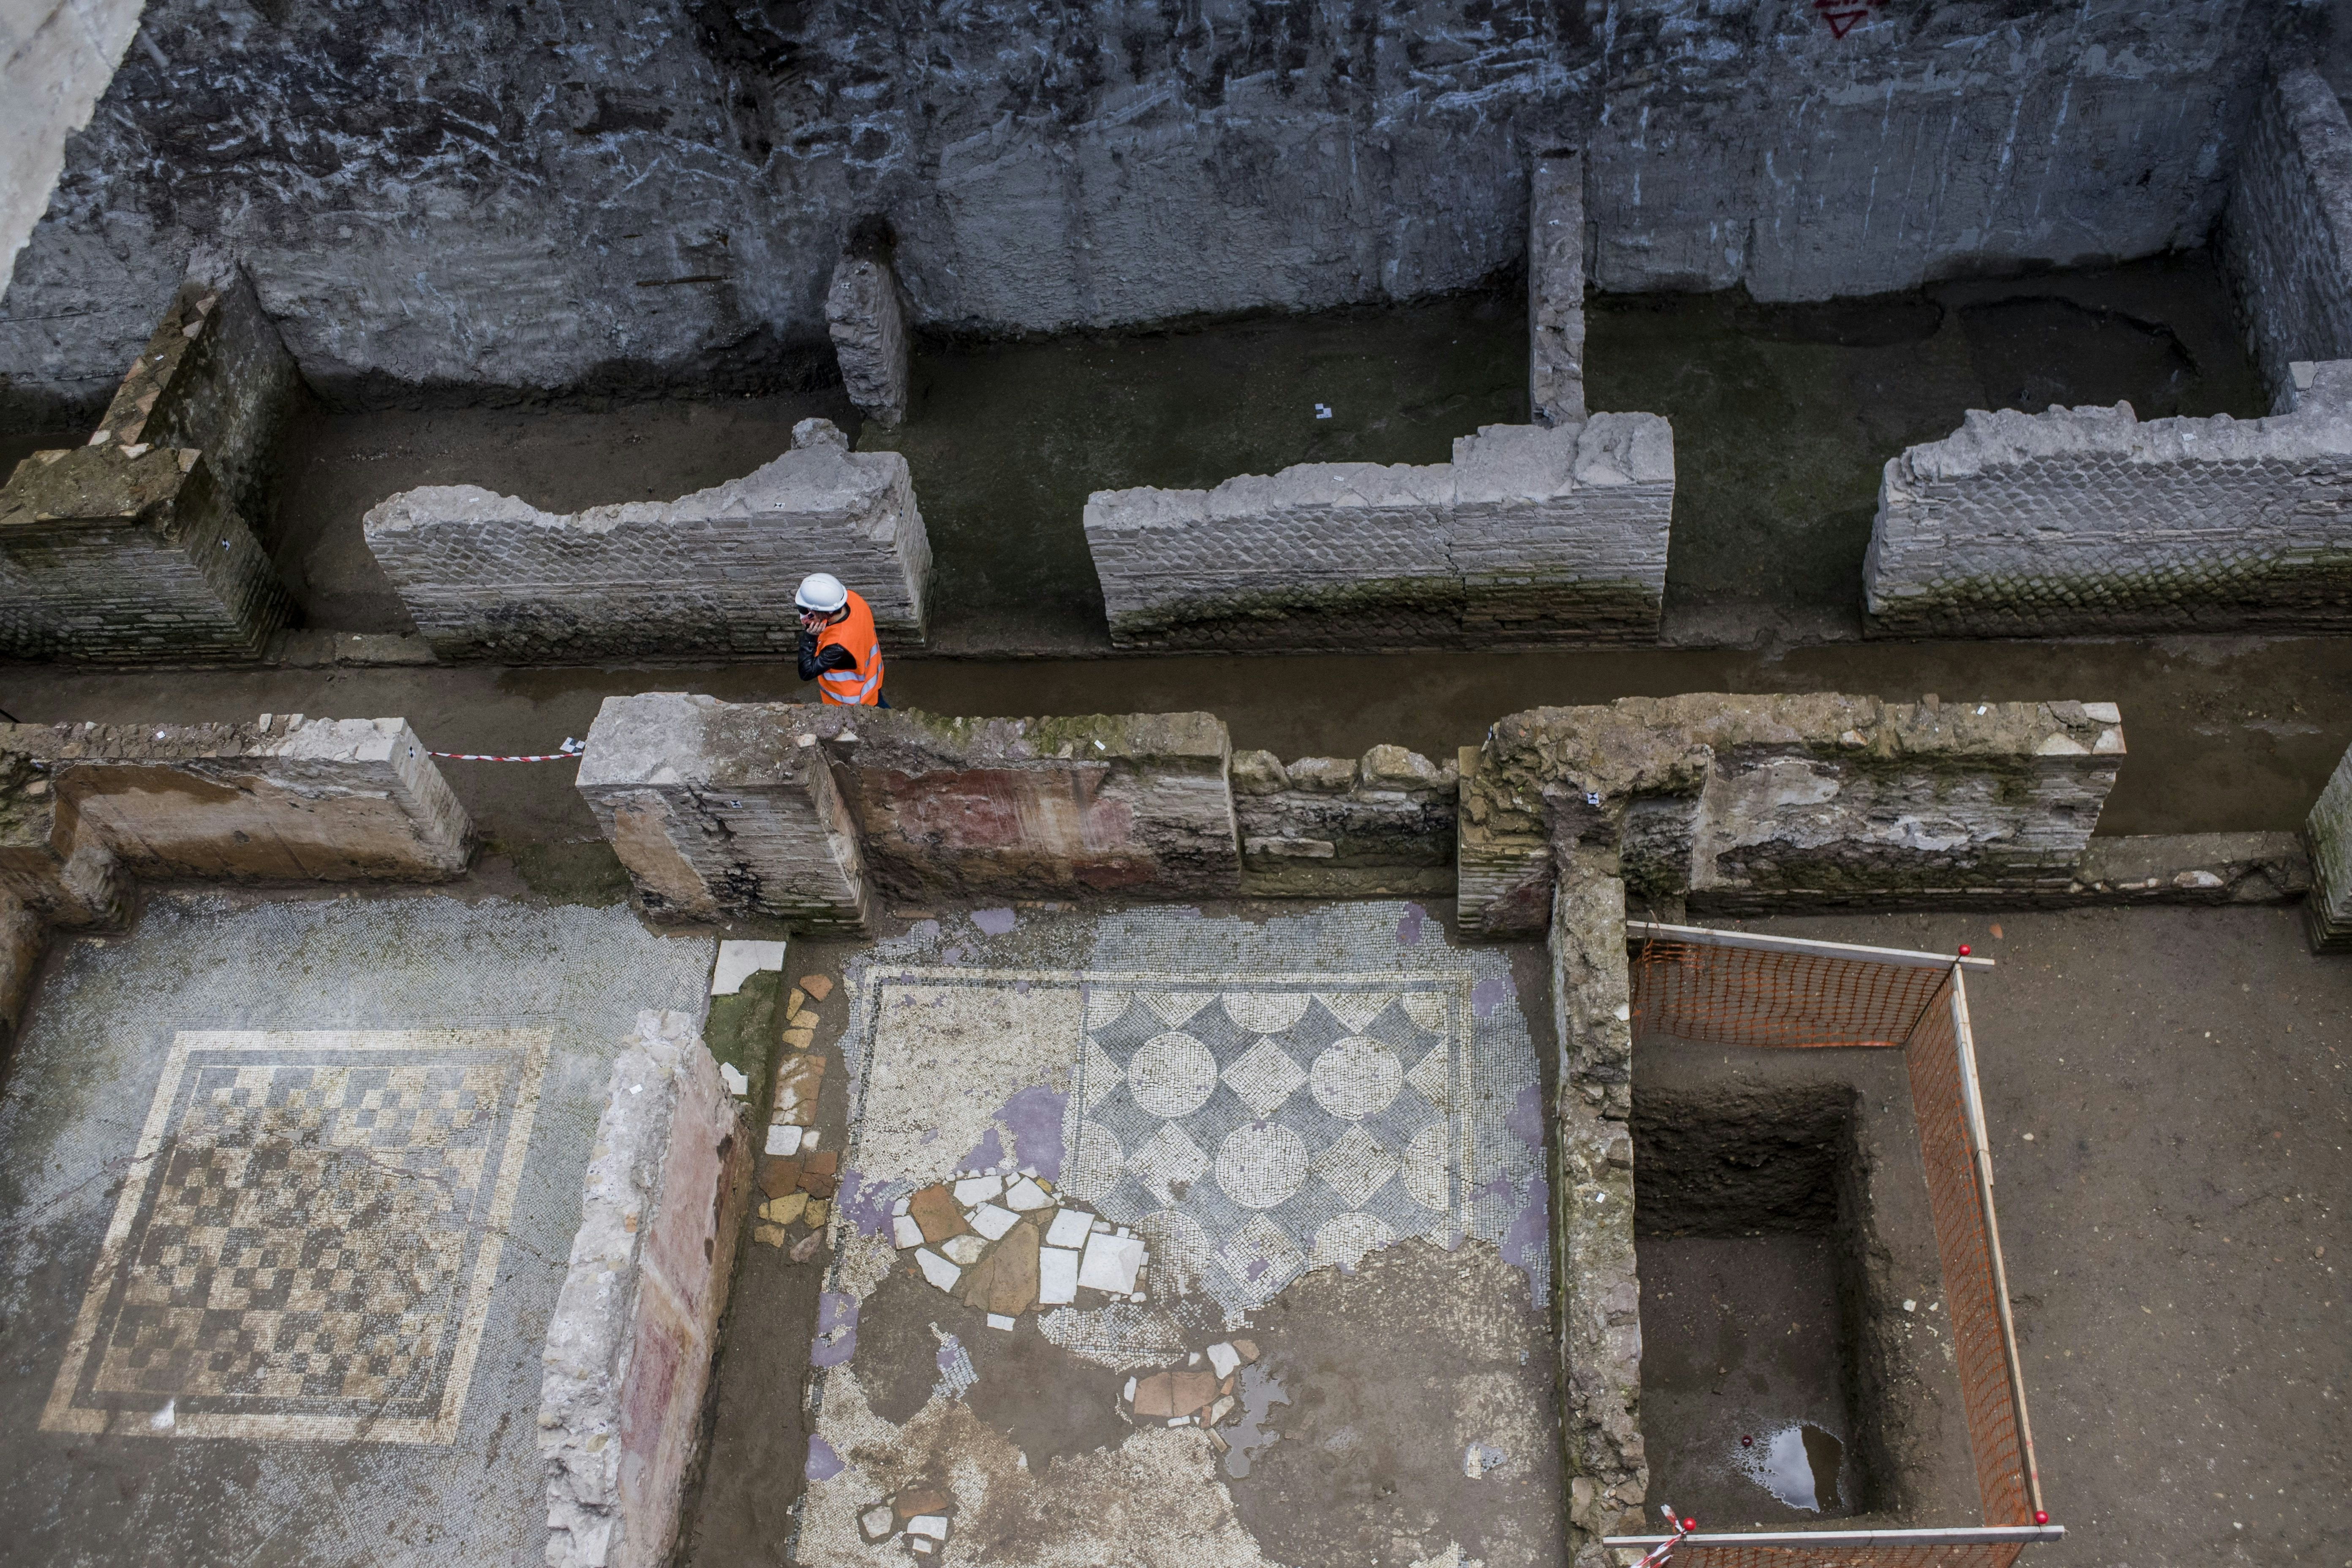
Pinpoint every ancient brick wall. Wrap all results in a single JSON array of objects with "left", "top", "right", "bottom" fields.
[
  {"left": 542, "top": 1010, "right": 754, "bottom": 1568},
  {"left": 575, "top": 693, "right": 878, "bottom": 931},
  {"left": 2222, "top": 64, "right": 2352, "bottom": 409},
  {"left": 0, "top": 263, "right": 298, "bottom": 663},
  {"left": 1083, "top": 416, "right": 1674, "bottom": 651},
  {"left": 2308, "top": 741, "right": 2352, "bottom": 950},
  {"left": 366, "top": 419, "right": 930, "bottom": 661},
  {"left": 1233, "top": 745, "right": 1456, "bottom": 898},
  {"left": 577, "top": 695, "right": 1240, "bottom": 919},
  {"left": 1459, "top": 694, "right": 2123, "bottom": 938},
  {"left": 1863, "top": 362, "right": 2352, "bottom": 637}
]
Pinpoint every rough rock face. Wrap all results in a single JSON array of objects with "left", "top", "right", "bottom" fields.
[
  {"left": 1457, "top": 693, "right": 2124, "bottom": 937},
  {"left": 1528, "top": 151, "right": 1586, "bottom": 430},
  {"left": 0, "top": 0, "right": 2289, "bottom": 410},
  {"left": 1864, "top": 361, "right": 2352, "bottom": 638}
]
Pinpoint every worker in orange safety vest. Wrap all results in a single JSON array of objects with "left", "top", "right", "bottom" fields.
[{"left": 795, "top": 572, "right": 887, "bottom": 706}]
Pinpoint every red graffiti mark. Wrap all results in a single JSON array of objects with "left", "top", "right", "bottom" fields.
[{"left": 1814, "top": 0, "right": 1885, "bottom": 38}]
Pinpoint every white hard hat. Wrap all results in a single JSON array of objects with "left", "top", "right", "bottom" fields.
[{"left": 795, "top": 572, "right": 848, "bottom": 613}]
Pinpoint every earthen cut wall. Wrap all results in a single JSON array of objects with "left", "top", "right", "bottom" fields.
[
  {"left": 365, "top": 419, "right": 930, "bottom": 661},
  {"left": 1084, "top": 416, "right": 1673, "bottom": 651},
  {"left": 1863, "top": 362, "right": 2352, "bottom": 638}
]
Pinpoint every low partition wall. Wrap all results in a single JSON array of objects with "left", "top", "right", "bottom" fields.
[
  {"left": 1233, "top": 744, "right": 1456, "bottom": 897},
  {"left": 1458, "top": 694, "right": 2123, "bottom": 938},
  {"left": 0, "top": 713, "right": 474, "bottom": 1047},
  {"left": 365, "top": 418, "right": 931, "bottom": 662},
  {"left": 2309, "top": 741, "right": 2352, "bottom": 951},
  {"left": 576, "top": 695, "right": 1237, "bottom": 926},
  {"left": 1863, "top": 363, "right": 2352, "bottom": 638},
  {"left": 1083, "top": 416, "right": 1673, "bottom": 651},
  {"left": 542, "top": 1009, "right": 754, "bottom": 1568}
]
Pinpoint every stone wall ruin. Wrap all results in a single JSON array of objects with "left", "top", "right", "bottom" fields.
[
  {"left": 1457, "top": 694, "right": 2124, "bottom": 939},
  {"left": 0, "top": 712, "right": 473, "bottom": 1049},
  {"left": 0, "top": 259, "right": 300, "bottom": 662},
  {"left": 1232, "top": 744, "right": 1457, "bottom": 898},
  {"left": 1083, "top": 416, "right": 1674, "bottom": 651},
  {"left": 2222, "top": 62, "right": 2352, "bottom": 410},
  {"left": 1863, "top": 362, "right": 2352, "bottom": 638},
  {"left": 542, "top": 1009, "right": 754, "bottom": 1568},
  {"left": 364, "top": 418, "right": 930, "bottom": 662}
]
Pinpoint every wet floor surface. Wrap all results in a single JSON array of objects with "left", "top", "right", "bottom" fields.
[{"left": 1638, "top": 1236, "right": 1859, "bottom": 1527}]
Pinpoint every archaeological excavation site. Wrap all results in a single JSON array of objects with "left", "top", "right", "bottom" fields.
[{"left": 2, "top": 2, "right": 2351, "bottom": 1565}]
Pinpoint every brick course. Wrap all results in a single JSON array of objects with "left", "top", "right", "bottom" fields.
[
  {"left": 1084, "top": 415, "right": 1673, "bottom": 651},
  {"left": 366, "top": 419, "right": 931, "bottom": 662},
  {"left": 1863, "top": 362, "right": 2352, "bottom": 638},
  {"left": 2221, "top": 64, "right": 2352, "bottom": 409}
]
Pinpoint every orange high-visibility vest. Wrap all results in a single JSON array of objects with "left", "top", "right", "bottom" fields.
[{"left": 814, "top": 590, "right": 884, "bottom": 705}]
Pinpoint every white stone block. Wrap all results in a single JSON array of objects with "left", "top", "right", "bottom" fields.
[
  {"left": 1078, "top": 1231, "right": 1146, "bottom": 1294},
  {"left": 1038, "top": 1245, "right": 1080, "bottom": 1305}
]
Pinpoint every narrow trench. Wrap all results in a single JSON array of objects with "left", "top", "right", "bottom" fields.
[{"left": 1631, "top": 1082, "right": 1875, "bottom": 1526}]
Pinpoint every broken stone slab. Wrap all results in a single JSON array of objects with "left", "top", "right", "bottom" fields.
[
  {"left": 1004, "top": 1175, "right": 1052, "bottom": 1211},
  {"left": 1132, "top": 1371, "right": 1175, "bottom": 1419},
  {"left": 942, "top": 1233, "right": 986, "bottom": 1266},
  {"left": 1171, "top": 1369, "right": 1217, "bottom": 1418},
  {"left": 760, "top": 1191, "right": 808, "bottom": 1226},
  {"left": 827, "top": 252, "right": 912, "bottom": 427},
  {"left": 968, "top": 1201, "right": 1019, "bottom": 1241},
  {"left": 891, "top": 1214, "right": 924, "bottom": 1249},
  {"left": 799, "top": 974, "right": 835, "bottom": 1001},
  {"left": 1078, "top": 1230, "right": 1146, "bottom": 1294},
  {"left": 759, "top": 1157, "right": 801, "bottom": 1198},
  {"left": 1530, "top": 150, "right": 1588, "bottom": 428},
  {"left": 914, "top": 1248, "right": 962, "bottom": 1292},
  {"left": 1206, "top": 1341, "right": 1242, "bottom": 1379},
  {"left": 765, "top": 1123, "right": 803, "bottom": 1157},
  {"left": 953, "top": 1173, "right": 1003, "bottom": 1206},
  {"left": 860, "top": 1504, "right": 898, "bottom": 1544},
  {"left": 1044, "top": 1208, "right": 1094, "bottom": 1248},
  {"left": 1038, "top": 1244, "right": 1080, "bottom": 1305},
  {"left": 908, "top": 1184, "right": 968, "bottom": 1244}
]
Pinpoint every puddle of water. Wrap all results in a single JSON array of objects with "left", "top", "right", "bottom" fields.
[
  {"left": 1741, "top": 1423, "right": 1843, "bottom": 1512},
  {"left": 1222, "top": 1362, "right": 1292, "bottom": 1479}
]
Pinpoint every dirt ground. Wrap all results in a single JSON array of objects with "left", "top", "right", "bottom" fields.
[{"left": 1729, "top": 905, "right": 2352, "bottom": 1567}]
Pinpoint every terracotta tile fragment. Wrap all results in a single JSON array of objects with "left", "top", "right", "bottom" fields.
[
  {"left": 1231, "top": 1338, "right": 1259, "bottom": 1364},
  {"left": 804, "top": 1150, "right": 840, "bottom": 1176},
  {"left": 908, "top": 1184, "right": 969, "bottom": 1244},
  {"left": 798, "top": 1167, "right": 839, "bottom": 1199},
  {"left": 1171, "top": 1369, "right": 1217, "bottom": 1418},
  {"left": 753, "top": 1222, "right": 786, "bottom": 1247},
  {"left": 983, "top": 1220, "right": 1040, "bottom": 1316},
  {"left": 893, "top": 1488, "right": 949, "bottom": 1521},
  {"left": 787, "top": 987, "right": 807, "bottom": 1013},
  {"left": 800, "top": 974, "right": 834, "bottom": 1001},
  {"left": 1132, "top": 1372, "right": 1176, "bottom": 1418},
  {"left": 759, "top": 1157, "right": 802, "bottom": 1198},
  {"left": 781, "top": 1026, "right": 816, "bottom": 1050}
]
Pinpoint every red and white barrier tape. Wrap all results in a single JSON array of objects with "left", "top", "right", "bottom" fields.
[
  {"left": 428, "top": 738, "right": 584, "bottom": 762},
  {"left": 1638, "top": 1509, "right": 1696, "bottom": 1567}
]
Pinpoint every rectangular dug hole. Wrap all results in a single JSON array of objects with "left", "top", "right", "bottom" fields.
[{"left": 1619, "top": 924, "right": 2051, "bottom": 1567}]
